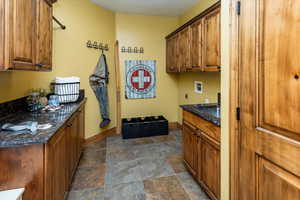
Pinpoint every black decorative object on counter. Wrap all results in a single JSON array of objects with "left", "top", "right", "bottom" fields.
[
  {"left": 122, "top": 116, "right": 168, "bottom": 139},
  {"left": 0, "top": 97, "right": 27, "bottom": 121}
]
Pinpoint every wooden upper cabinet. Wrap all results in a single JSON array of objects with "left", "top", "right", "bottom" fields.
[
  {"left": 178, "top": 27, "right": 191, "bottom": 72},
  {"left": 0, "top": 0, "right": 53, "bottom": 71},
  {"left": 0, "top": 0, "right": 5, "bottom": 70},
  {"left": 202, "top": 7, "right": 220, "bottom": 71},
  {"left": 166, "top": 34, "right": 179, "bottom": 73},
  {"left": 36, "top": 0, "right": 53, "bottom": 70},
  {"left": 165, "top": 3, "right": 220, "bottom": 73},
  {"left": 191, "top": 19, "right": 203, "bottom": 71},
  {"left": 10, "top": 0, "right": 37, "bottom": 70}
]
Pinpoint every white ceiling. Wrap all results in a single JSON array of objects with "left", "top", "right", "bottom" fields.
[{"left": 91, "top": 0, "right": 198, "bottom": 17}]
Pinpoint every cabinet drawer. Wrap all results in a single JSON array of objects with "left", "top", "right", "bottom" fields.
[{"left": 183, "top": 110, "right": 220, "bottom": 142}]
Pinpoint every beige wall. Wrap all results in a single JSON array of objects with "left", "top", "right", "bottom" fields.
[
  {"left": 0, "top": 0, "right": 117, "bottom": 138},
  {"left": 116, "top": 13, "right": 180, "bottom": 122},
  {"left": 177, "top": 72, "right": 220, "bottom": 123}
]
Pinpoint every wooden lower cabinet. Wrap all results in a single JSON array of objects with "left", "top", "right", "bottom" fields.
[
  {"left": 183, "top": 111, "right": 220, "bottom": 200},
  {"left": 200, "top": 135, "right": 220, "bottom": 200},
  {"left": 182, "top": 122, "right": 198, "bottom": 176},
  {"left": 0, "top": 103, "right": 85, "bottom": 200},
  {"left": 46, "top": 106, "right": 84, "bottom": 200},
  {"left": 45, "top": 128, "right": 67, "bottom": 200}
]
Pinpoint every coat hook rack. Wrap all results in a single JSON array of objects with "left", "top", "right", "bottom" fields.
[
  {"left": 87, "top": 40, "right": 109, "bottom": 51},
  {"left": 121, "top": 46, "right": 144, "bottom": 54}
]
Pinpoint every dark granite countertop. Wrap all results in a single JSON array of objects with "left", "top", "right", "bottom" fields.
[
  {"left": 180, "top": 103, "right": 221, "bottom": 127},
  {"left": 0, "top": 99, "right": 86, "bottom": 148}
]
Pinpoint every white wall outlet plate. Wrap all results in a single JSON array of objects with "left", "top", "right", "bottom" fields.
[{"left": 194, "top": 81, "right": 203, "bottom": 94}]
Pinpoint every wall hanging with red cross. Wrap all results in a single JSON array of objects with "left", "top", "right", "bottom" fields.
[{"left": 125, "top": 60, "right": 156, "bottom": 99}]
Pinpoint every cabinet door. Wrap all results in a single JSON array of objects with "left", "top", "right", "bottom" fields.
[
  {"left": 197, "top": 133, "right": 202, "bottom": 182},
  {"left": 66, "top": 116, "right": 77, "bottom": 187},
  {"left": 36, "top": 0, "right": 52, "bottom": 70},
  {"left": 45, "top": 128, "right": 66, "bottom": 200},
  {"left": 70, "top": 115, "right": 79, "bottom": 176},
  {"left": 0, "top": 0, "right": 5, "bottom": 70},
  {"left": 9, "top": 0, "right": 37, "bottom": 70},
  {"left": 182, "top": 122, "right": 198, "bottom": 176},
  {"left": 203, "top": 7, "right": 220, "bottom": 71},
  {"left": 191, "top": 19, "right": 203, "bottom": 71},
  {"left": 78, "top": 107, "right": 85, "bottom": 153},
  {"left": 178, "top": 27, "right": 191, "bottom": 72},
  {"left": 201, "top": 134, "right": 220, "bottom": 200},
  {"left": 166, "top": 34, "right": 179, "bottom": 73}
]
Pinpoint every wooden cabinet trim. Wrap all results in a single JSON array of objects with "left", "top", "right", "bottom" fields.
[
  {"left": 200, "top": 130, "right": 220, "bottom": 150},
  {"left": 183, "top": 120, "right": 198, "bottom": 132},
  {"left": 183, "top": 159, "right": 197, "bottom": 177},
  {"left": 198, "top": 179, "right": 219, "bottom": 200}
]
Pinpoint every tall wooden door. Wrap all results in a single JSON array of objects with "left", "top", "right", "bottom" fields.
[{"left": 238, "top": 0, "right": 300, "bottom": 199}]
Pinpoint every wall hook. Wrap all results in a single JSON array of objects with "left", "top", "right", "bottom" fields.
[
  {"left": 87, "top": 41, "right": 109, "bottom": 52},
  {"left": 121, "top": 46, "right": 145, "bottom": 54}
]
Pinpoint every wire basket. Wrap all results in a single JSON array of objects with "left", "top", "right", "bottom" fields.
[{"left": 51, "top": 82, "right": 80, "bottom": 103}]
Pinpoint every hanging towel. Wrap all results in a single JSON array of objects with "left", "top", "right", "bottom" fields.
[
  {"left": 89, "top": 54, "right": 109, "bottom": 84},
  {"left": 89, "top": 54, "right": 110, "bottom": 128}
]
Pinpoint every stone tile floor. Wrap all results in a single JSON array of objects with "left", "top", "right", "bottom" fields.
[{"left": 67, "top": 130, "right": 210, "bottom": 200}]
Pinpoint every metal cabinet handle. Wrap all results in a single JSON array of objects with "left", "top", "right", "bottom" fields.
[{"left": 35, "top": 63, "right": 44, "bottom": 67}]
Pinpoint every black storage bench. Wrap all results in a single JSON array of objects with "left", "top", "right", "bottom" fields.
[{"left": 122, "top": 116, "right": 169, "bottom": 139}]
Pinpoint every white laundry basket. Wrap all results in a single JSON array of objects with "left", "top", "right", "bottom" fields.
[{"left": 52, "top": 77, "right": 80, "bottom": 103}]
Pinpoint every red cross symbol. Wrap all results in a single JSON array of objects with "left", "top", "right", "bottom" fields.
[{"left": 131, "top": 69, "right": 152, "bottom": 91}]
